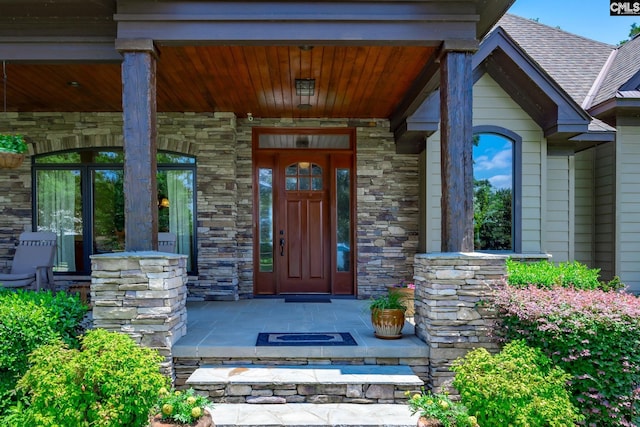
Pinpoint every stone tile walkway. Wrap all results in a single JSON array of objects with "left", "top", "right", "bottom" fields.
[{"left": 210, "top": 403, "right": 419, "bottom": 427}]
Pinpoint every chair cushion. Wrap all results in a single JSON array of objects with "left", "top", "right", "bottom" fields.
[{"left": 0, "top": 273, "right": 35, "bottom": 287}]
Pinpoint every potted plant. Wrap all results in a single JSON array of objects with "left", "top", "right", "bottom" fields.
[
  {"left": 369, "top": 290, "right": 407, "bottom": 339},
  {"left": 406, "top": 390, "right": 479, "bottom": 427},
  {"left": 150, "top": 387, "right": 214, "bottom": 427},
  {"left": 0, "top": 134, "right": 27, "bottom": 169},
  {"left": 386, "top": 280, "right": 416, "bottom": 317}
]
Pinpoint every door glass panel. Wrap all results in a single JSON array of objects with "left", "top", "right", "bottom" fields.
[
  {"left": 93, "top": 170, "right": 125, "bottom": 253},
  {"left": 286, "top": 177, "right": 297, "bottom": 190},
  {"left": 258, "top": 134, "right": 350, "bottom": 149},
  {"left": 286, "top": 165, "right": 298, "bottom": 175},
  {"left": 299, "top": 162, "right": 311, "bottom": 175},
  {"left": 285, "top": 162, "right": 323, "bottom": 191},
  {"left": 36, "top": 169, "right": 82, "bottom": 272},
  {"left": 336, "top": 169, "right": 351, "bottom": 272},
  {"left": 312, "top": 177, "right": 323, "bottom": 191},
  {"left": 259, "top": 168, "right": 274, "bottom": 272},
  {"left": 299, "top": 177, "right": 310, "bottom": 190}
]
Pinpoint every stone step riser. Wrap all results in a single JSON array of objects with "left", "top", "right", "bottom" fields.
[
  {"left": 191, "top": 382, "right": 419, "bottom": 404},
  {"left": 186, "top": 364, "right": 424, "bottom": 405}
]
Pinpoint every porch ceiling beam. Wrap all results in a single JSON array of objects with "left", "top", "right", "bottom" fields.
[
  {"left": 115, "top": 1, "right": 480, "bottom": 45},
  {"left": 0, "top": 38, "right": 121, "bottom": 62}
]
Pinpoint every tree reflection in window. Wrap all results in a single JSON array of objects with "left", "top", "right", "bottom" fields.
[{"left": 473, "top": 133, "right": 513, "bottom": 251}]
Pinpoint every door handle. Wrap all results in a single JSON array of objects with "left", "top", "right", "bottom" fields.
[{"left": 279, "top": 238, "right": 286, "bottom": 256}]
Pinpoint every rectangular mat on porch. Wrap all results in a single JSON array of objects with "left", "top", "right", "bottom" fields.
[
  {"left": 256, "top": 332, "right": 357, "bottom": 346},
  {"left": 284, "top": 295, "right": 332, "bottom": 303}
]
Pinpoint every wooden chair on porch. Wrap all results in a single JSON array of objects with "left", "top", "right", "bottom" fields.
[
  {"left": 0, "top": 231, "right": 57, "bottom": 291},
  {"left": 158, "top": 232, "right": 177, "bottom": 253}
]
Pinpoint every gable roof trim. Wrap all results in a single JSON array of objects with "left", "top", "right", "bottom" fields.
[{"left": 582, "top": 49, "right": 617, "bottom": 109}]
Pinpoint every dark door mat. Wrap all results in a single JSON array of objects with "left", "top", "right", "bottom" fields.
[
  {"left": 284, "top": 295, "right": 332, "bottom": 303},
  {"left": 256, "top": 332, "right": 357, "bottom": 346}
]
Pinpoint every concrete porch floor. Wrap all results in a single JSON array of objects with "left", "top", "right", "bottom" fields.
[{"left": 173, "top": 299, "right": 428, "bottom": 359}]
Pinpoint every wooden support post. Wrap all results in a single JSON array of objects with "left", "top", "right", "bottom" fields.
[
  {"left": 117, "top": 39, "right": 158, "bottom": 251},
  {"left": 440, "top": 49, "right": 474, "bottom": 252}
]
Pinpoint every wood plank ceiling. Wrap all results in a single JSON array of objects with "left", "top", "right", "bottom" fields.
[{"left": 1, "top": 45, "right": 435, "bottom": 118}]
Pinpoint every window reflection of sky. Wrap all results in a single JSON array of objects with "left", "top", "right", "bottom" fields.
[{"left": 473, "top": 133, "right": 513, "bottom": 190}]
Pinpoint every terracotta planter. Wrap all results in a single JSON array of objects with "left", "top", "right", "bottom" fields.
[
  {"left": 371, "top": 308, "right": 405, "bottom": 339},
  {"left": 417, "top": 417, "right": 444, "bottom": 427},
  {"left": 0, "top": 152, "right": 24, "bottom": 169},
  {"left": 150, "top": 409, "right": 214, "bottom": 427},
  {"left": 386, "top": 286, "right": 415, "bottom": 316}
]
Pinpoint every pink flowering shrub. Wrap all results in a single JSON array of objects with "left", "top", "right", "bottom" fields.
[{"left": 493, "top": 285, "right": 640, "bottom": 426}]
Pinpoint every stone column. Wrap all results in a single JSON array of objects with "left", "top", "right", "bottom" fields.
[
  {"left": 91, "top": 252, "right": 188, "bottom": 380},
  {"left": 414, "top": 252, "right": 505, "bottom": 392}
]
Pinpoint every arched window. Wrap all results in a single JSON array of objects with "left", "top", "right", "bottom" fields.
[
  {"left": 472, "top": 126, "right": 521, "bottom": 252},
  {"left": 33, "top": 149, "right": 197, "bottom": 273}
]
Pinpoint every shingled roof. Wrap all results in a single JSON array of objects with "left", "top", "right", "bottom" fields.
[
  {"left": 495, "top": 14, "right": 614, "bottom": 107},
  {"left": 592, "top": 33, "right": 640, "bottom": 107}
]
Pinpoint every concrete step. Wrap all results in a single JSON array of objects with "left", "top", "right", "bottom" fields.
[
  {"left": 187, "top": 364, "right": 424, "bottom": 404},
  {"left": 209, "top": 403, "right": 419, "bottom": 427}
]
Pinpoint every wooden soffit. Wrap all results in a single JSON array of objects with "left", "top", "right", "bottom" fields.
[{"left": 0, "top": 0, "right": 515, "bottom": 126}]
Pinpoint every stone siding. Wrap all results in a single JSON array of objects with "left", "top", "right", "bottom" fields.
[
  {"left": 413, "top": 252, "right": 505, "bottom": 393},
  {"left": 0, "top": 112, "right": 418, "bottom": 298},
  {"left": 91, "top": 252, "right": 188, "bottom": 378}
]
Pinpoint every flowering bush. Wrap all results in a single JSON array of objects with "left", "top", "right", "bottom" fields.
[
  {"left": 452, "top": 340, "right": 581, "bottom": 427},
  {"left": 391, "top": 280, "right": 415, "bottom": 289},
  {"left": 493, "top": 285, "right": 640, "bottom": 426},
  {"left": 155, "top": 387, "right": 211, "bottom": 424},
  {"left": 406, "top": 389, "right": 478, "bottom": 427}
]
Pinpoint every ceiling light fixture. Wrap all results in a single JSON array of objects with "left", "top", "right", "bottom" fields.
[
  {"left": 67, "top": 81, "right": 81, "bottom": 88},
  {"left": 295, "top": 78, "right": 315, "bottom": 96}
]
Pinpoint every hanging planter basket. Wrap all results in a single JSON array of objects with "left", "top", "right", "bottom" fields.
[
  {"left": 0, "top": 151, "right": 25, "bottom": 169},
  {"left": 0, "top": 135, "right": 28, "bottom": 169}
]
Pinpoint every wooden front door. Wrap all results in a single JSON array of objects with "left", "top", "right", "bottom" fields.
[
  {"left": 277, "top": 155, "right": 330, "bottom": 293},
  {"left": 253, "top": 128, "right": 355, "bottom": 296}
]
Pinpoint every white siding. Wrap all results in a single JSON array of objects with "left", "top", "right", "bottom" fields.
[
  {"left": 574, "top": 149, "right": 595, "bottom": 267},
  {"left": 422, "top": 74, "right": 545, "bottom": 254},
  {"left": 595, "top": 142, "right": 615, "bottom": 280},
  {"left": 616, "top": 120, "right": 640, "bottom": 293},
  {"left": 546, "top": 156, "right": 573, "bottom": 262}
]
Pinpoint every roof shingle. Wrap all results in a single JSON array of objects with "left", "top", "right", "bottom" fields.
[{"left": 495, "top": 14, "right": 614, "bottom": 107}]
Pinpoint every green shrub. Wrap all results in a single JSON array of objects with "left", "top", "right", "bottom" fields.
[
  {"left": 493, "top": 286, "right": 640, "bottom": 426},
  {"left": 406, "top": 389, "right": 479, "bottom": 427},
  {"left": 0, "top": 289, "right": 86, "bottom": 416},
  {"left": 154, "top": 387, "right": 212, "bottom": 424},
  {"left": 3, "top": 289, "right": 88, "bottom": 347},
  {"left": 0, "top": 294, "right": 60, "bottom": 416},
  {"left": 3, "top": 329, "right": 169, "bottom": 427},
  {"left": 452, "top": 340, "right": 582, "bottom": 427},
  {"left": 506, "top": 259, "right": 623, "bottom": 291}
]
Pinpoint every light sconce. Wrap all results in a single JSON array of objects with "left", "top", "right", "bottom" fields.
[
  {"left": 295, "top": 137, "right": 310, "bottom": 148},
  {"left": 295, "top": 78, "right": 315, "bottom": 96}
]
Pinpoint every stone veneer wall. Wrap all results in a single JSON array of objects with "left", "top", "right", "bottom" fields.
[
  {"left": 413, "top": 252, "right": 505, "bottom": 392},
  {"left": 0, "top": 112, "right": 418, "bottom": 298},
  {"left": 91, "top": 252, "right": 188, "bottom": 379}
]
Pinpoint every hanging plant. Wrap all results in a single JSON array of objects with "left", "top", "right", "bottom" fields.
[{"left": 0, "top": 134, "right": 27, "bottom": 168}]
